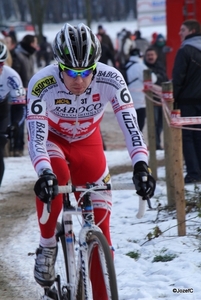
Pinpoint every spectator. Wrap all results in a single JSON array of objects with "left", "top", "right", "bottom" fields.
[
  {"left": 116, "top": 30, "right": 136, "bottom": 78},
  {"left": 172, "top": 19, "right": 201, "bottom": 184},
  {"left": 36, "top": 35, "right": 53, "bottom": 67},
  {"left": 1, "top": 25, "right": 17, "bottom": 44},
  {"left": 4, "top": 35, "right": 17, "bottom": 55},
  {"left": 121, "top": 31, "right": 136, "bottom": 66},
  {"left": 144, "top": 46, "right": 168, "bottom": 150},
  {"left": 0, "top": 42, "right": 25, "bottom": 185},
  {"left": 4, "top": 35, "right": 20, "bottom": 70},
  {"left": 152, "top": 33, "right": 167, "bottom": 69},
  {"left": 115, "top": 28, "right": 127, "bottom": 51},
  {"left": 115, "top": 28, "right": 127, "bottom": 68},
  {"left": 150, "top": 32, "right": 158, "bottom": 45},
  {"left": 10, "top": 34, "right": 38, "bottom": 156},
  {"left": 14, "top": 34, "right": 38, "bottom": 87},
  {"left": 8, "top": 26, "right": 18, "bottom": 44},
  {"left": 96, "top": 34, "right": 115, "bottom": 66},
  {"left": 134, "top": 30, "right": 149, "bottom": 56},
  {"left": 97, "top": 25, "right": 114, "bottom": 56},
  {"left": 125, "top": 48, "right": 157, "bottom": 131}
]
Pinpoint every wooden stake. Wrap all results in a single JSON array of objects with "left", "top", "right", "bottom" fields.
[
  {"left": 143, "top": 69, "right": 157, "bottom": 180},
  {"left": 171, "top": 110, "right": 186, "bottom": 236},
  {"left": 162, "top": 82, "right": 175, "bottom": 207}
]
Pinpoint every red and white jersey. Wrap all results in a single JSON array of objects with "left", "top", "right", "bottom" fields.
[
  {"left": 0, "top": 65, "right": 26, "bottom": 104},
  {"left": 27, "top": 62, "right": 148, "bottom": 173}
]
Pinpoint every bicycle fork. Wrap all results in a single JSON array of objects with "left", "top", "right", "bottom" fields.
[
  {"left": 75, "top": 191, "right": 102, "bottom": 300},
  {"left": 62, "top": 194, "right": 80, "bottom": 299}
]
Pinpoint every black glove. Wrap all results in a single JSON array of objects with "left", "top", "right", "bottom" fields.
[
  {"left": 34, "top": 169, "right": 58, "bottom": 203},
  {"left": 132, "top": 161, "right": 156, "bottom": 200}
]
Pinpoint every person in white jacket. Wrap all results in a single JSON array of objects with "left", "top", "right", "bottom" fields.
[{"left": 125, "top": 48, "right": 157, "bottom": 131}]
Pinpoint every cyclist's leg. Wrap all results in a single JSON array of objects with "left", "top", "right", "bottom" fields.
[{"left": 36, "top": 140, "right": 70, "bottom": 245}]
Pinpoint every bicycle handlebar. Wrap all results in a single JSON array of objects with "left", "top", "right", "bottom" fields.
[
  {"left": 57, "top": 182, "right": 150, "bottom": 219},
  {"left": 58, "top": 182, "right": 137, "bottom": 194},
  {"left": 40, "top": 182, "right": 150, "bottom": 224}
]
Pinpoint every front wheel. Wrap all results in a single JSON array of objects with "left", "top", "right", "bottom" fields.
[
  {"left": 87, "top": 231, "right": 119, "bottom": 300},
  {"left": 54, "top": 222, "right": 70, "bottom": 300}
]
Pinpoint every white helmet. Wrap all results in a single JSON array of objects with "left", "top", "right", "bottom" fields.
[
  {"left": 52, "top": 23, "right": 102, "bottom": 68},
  {"left": 0, "top": 42, "right": 8, "bottom": 62}
]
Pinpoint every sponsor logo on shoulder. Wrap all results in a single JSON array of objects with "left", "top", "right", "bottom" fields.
[{"left": 31, "top": 76, "right": 57, "bottom": 97}]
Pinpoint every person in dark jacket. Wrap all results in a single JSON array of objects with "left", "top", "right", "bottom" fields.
[
  {"left": 134, "top": 30, "right": 149, "bottom": 56},
  {"left": 97, "top": 25, "right": 114, "bottom": 57},
  {"left": 36, "top": 35, "right": 53, "bottom": 67},
  {"left": 152, "top": 33, "right": 167, "bottom": 70},
  {"left": 144, "top": 46, "right": 168, "bottom": 150},
  {"left": 172, "top": 19, "right": 201, "bottom": 184},
  {"left": 96, "top": 34, "right": 115, "bottom": 66}
]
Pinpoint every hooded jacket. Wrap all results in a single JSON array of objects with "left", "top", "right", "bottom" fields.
[
  {"left": 126, "top": 55, "right": 157, "bottom": 109},
  {"left": 172, "top": 33, "right": 201, "bottom": 106},
  {"left": 13, "top": 42, "right": 36, "bottom": 88}
]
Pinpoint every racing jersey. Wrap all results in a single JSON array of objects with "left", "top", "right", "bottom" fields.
[
  {"left": 0, "top": 65, "right": 26, "bottom": 104},
  {"left": 27, "top": 62, "right": 148, "bottom": 173},
  {"left": 0, "top": 65, "right": 26, "bottom": 126}
]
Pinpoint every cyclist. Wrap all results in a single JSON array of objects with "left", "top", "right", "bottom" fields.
[
  {"left": 0, "top": 42, "right": 26, "bottom": 186},
  {"left": 27, "top": 23, "right": 156, "bottom": 299}
]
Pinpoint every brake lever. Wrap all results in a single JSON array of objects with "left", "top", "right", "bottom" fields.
[
  {"left": 145, "top": 196, "right": 152, "bottom": 209},
  {"left": 141, "top": 181, "right": 152, "bottom": 209},
  {"left": 47, "top": 199, "right": 52, "bottom": 213}
]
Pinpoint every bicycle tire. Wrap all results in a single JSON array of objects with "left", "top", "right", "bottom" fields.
[
  {"left": 75, "top": 270, "right": 84, "bottom": 300},
  {"left": 87, "top": 231, "right": 119, "bottom": 300},
  {"left": 55, "top": 222, "right": 70, "bottom": 300}
]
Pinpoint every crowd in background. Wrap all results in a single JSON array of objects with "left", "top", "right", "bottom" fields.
[
  {"left": 95, "top": 24, "right": 168, "bottom": 150},
  {"left": 0, "top": 23, "right": 168, "bottom": 159}
]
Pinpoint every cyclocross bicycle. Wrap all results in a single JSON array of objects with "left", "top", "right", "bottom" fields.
[{"left": 40, "top": 182, "right": 149, "bottom": 300}]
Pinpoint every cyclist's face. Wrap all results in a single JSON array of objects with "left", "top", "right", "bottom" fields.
[{"left": 62, "top": 71, "right": 93, "bottom": 96}]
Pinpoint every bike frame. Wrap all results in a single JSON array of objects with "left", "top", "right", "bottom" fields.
[
  {"left": 57, "top": 183, "right": 111, "bottom": 300},
  {"left": 42, "top": 182, "right": 148, "bottom": 300}
]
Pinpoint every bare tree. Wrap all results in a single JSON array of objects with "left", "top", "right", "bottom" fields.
[
  {"left": 85, "top": 0, "right": 92, "bottom": 27},
  {"left": 27, "top": 0, "right": 50, "bottom": 42}
]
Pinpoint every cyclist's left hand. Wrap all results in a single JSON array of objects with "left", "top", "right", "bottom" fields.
[
  {"left": 34, "top": 169, "right": 58, "bottom": 203},
  {"left": 132, "top": 161, "right": 156, "bottom": 200}
]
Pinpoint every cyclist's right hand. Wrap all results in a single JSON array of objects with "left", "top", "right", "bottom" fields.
[{"left": 34, "top": 168, "right": 58, "bottom": 203}]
